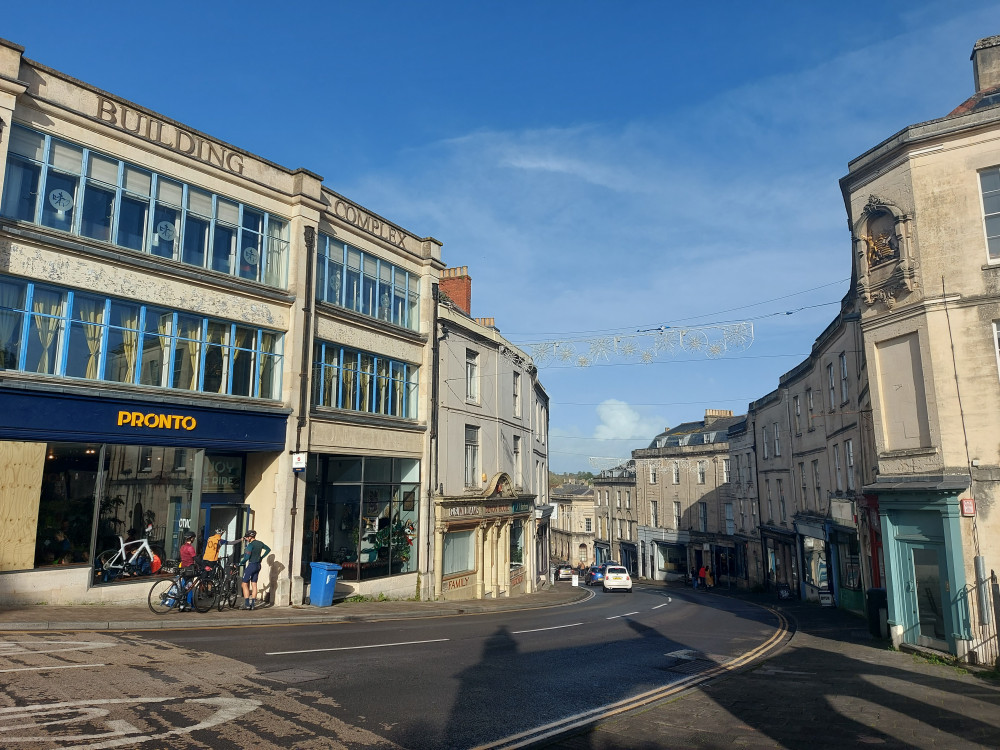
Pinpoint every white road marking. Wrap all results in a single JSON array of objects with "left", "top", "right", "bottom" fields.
[
  {"left": 0, "top": 663, "right": 106, "bottom": 674},
  {"left": 652, "top": 602, "right": 670, "bottom": 609},
  {"left": 0, "top": 697, "right": 258, "bottom": 748},
  {"left": 266, "top": 638, "right": 449, "bottom": 656},
  {"left": 512, "top": 623, "right": 582, "bottom": 634},
  {"left": 606, "top": 612, "right": 639, "bottom": 620},
  {"left": 0, "top": 641, "right": 117, "bottom": 656}
]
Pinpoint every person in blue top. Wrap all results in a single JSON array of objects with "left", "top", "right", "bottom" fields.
[{"left": 240, "top": 530, "right": 271, "bottom": 610}]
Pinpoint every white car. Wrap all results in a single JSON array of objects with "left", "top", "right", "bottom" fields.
[{"left": 602, "top": 565, "right": 633, "bottom": 593}]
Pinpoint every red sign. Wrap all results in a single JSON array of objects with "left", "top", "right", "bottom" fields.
[{"left": 960, "top": 498, "right": 976, "bottom": 517}]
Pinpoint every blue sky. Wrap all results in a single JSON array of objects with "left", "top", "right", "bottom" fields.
[{"left": 4, "top": 2, "right": 997, "bottom": 472}]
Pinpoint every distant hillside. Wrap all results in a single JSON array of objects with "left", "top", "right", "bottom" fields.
[{"left": 549, "top": 471, "right": 594, "bottom": 489}]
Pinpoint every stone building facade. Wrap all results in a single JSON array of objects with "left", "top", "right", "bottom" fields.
[
  {"left": 839, "top": 34, "right": 1000, "bottom": 661},
  {"left": 549, "top": 484, "right": 595, "bottom": 568},
  {"left": 429, "top": 279, "right": 549, "bottom": 600},
  {"left": 631, "top": 409, "right": 743, "bottom": 585},
  {"left": 0, "top": 38, "right": 446, "bottom": 606}
]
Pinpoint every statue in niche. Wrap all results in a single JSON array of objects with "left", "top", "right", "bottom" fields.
[{"left": 864, "top": 211, "right": 899, "bottom": 267}]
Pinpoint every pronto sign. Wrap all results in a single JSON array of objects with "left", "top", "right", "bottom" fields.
[{"left": 118, "top": 411, "right": 197, "bottom": 431}]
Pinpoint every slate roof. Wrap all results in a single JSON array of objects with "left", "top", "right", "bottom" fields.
[{"left": 646, "top": 414, "right": 746, "bottom": 449}]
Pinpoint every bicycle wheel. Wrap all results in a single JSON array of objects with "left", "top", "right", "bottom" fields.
[
  {"left": 148, "top": 578, "right": 183, "bottom": 615},
  {"left": 192, "top": 578, "right": 216, "bottom": 613}
]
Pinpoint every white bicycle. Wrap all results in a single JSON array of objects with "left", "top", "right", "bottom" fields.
[{"left": 95, "top": 524, "right": 163, "bottom": 583}]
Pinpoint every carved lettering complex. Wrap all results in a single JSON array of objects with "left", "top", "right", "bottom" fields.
[
  {"left": 333, "top": 200, "right": 409, "bottom": 248},
  {"left": 97, "top": 97, "right": 245, "bottom": 176}
]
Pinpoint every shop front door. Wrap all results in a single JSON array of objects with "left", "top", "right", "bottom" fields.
[
  {"left": 200, "top": 501, "right": 251, "bottom": 563},
  {"left": 902, "top": 543, "right": 948, "bottom": 650}
]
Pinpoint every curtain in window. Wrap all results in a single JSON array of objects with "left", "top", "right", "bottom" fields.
[
  {"left": 183, "top": 338, "right": 198, "bottom": 389},
  {"left": 0, "top": 283, "right": 21, "bottom": 368},
  {"left": 32, "top": 292, "right": 62, "bottom": 373},
  {"left": 341, "top": 351, "right": 356, "bottom": 410},
  {"left": 358, "top": 354, "right": 374, "bottom": 413},
  {"left": 155, "top": 313, "right": 172, "bottom": 387},
  {"left": 120, "top": 307, "right": 139, "bottom": 383},
  {"left": 79, "top": 298, "right": 103, "bottom": 380},
  {"left": 322, "top": 347, "right": 337, "bottom": 407},
  {"left": 376, "top": 358, "right": 390, "bottom": 414},
  {"left": 264, "top": 221, "right": 287, "bottom": 287}
]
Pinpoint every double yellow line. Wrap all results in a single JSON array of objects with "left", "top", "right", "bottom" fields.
[{"left": 474, "top": 606, "right": 790, "bottom": 750}]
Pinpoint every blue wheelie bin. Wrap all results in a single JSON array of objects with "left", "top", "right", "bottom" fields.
[{"left": 309, "top": 562, "right": 342, "bottom": 607}]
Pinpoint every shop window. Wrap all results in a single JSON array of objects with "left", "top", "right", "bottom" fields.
[
  {"left": 6, "top": 442, "right": 99, "bottom": 571},
  {"left": 303, "top": 456, "right": 420, "bottom": 584},
  {"left": 802, "top": 536, "right": 828, "bottom": 589},
  {"left": 444, "top": 529, "right": 476, "bottom": 576},
  {"left": 510, "top": 519, "right": 524, "bottom": 567},
  {"left": 837, "top": 536, "right": 862, "bottom": 591}
]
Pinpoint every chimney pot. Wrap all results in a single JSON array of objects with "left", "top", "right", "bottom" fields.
[{"left": 972, "top": 34, "right": 1000, "bottom": 93}]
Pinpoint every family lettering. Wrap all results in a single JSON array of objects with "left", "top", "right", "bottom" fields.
[
  {"left": 97, "top": 97, "right": 245, "bottom": 176},
  {"left": 117, "top": 411, "right": 197, "bottom": 431}
]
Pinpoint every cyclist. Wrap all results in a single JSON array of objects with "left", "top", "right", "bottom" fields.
[
  {"left": 177, "top": 532, "right": 199, "bottom": 611},
  {"left": 240, "top": 530, "right": 271, "bottom": 610},
  {"left": 201, "top": 527, "right": 239, "bottom": 573}
]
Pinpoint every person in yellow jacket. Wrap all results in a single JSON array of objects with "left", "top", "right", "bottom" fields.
[{"left": 201, "top": 527, "right": 239, "bottom": 571}]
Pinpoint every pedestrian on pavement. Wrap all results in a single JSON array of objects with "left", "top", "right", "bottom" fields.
[
  {"left": 706, "top": 566, "right": 714, "bottom": 589},
  {"left": 698, "top": 564, "right": 707, "bottom": 590},
  {"left": 240, "top": 530, "right": 271, "bottom": 610}
]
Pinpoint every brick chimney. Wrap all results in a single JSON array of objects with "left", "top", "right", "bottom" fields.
[
  {"left": 704, "top": 408, "right": 733, "bottom": 426},
  {"left": 972, "top": 34, "right": 1000, "bottom": 93},
  {"left": 439, "top": 266, "right": 471, "bottom": 315}
]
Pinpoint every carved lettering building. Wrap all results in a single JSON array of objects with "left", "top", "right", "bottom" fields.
[{"left": 0, "top": 38, "right": 444, "bottom": 606}]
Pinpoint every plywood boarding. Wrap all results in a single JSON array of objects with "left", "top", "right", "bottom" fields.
[{"left": 0, "top": 441, "right": 46, "bottom": 571}]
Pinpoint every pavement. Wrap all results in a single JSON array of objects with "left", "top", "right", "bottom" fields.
[{"left": 2, "top": 581, "right": 999, "bottom": 749}]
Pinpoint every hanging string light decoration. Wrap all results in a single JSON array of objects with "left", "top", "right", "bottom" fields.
[{"left": 525, "top": 321, "right": 753, "bottom": 368}]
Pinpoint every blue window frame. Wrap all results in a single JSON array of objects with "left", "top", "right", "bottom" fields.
[
  {"left": 315, "top": 232, "right": 420, "bottom": 331},
  {"left": 1, "top": 125, "right": 290, "bottom": 288},
  {"left": 312, "top": 340, "right": 417, "bottom": 419},
  {"left": 0, "top": 274, "right": 282, "bottom": 400}
]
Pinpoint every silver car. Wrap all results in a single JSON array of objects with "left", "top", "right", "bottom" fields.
[{"left": 602, "top": 565, "right": 633, "bottom": 593}]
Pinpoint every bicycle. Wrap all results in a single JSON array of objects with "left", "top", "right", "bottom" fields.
[
  {"left": 95, "top": 524, "right": 163, "bottom": 583},
  {"left": 215, "top": 559, "right": 242, "bottom": 612},
  {"left": 147, "top": 566, "right": 216, "bottom": 615}
]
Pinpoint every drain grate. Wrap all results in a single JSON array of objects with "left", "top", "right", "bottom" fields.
[{"left": 666, "top": 658, "right": 715, "bottom": 676}]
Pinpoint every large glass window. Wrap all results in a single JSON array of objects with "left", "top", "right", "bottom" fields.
[
  {"left": 1, "top": 125, "right": 289, "bottom": 288},
  {"left": 303, "top": 456, "right": 420, "bottom": 584},
  {"left": 980, "top": 167, "right": 1000, "bottom": 260},
  {"left": 312, "top": 340, "right": 417, "bottom": 419},
  {"left": 444, "top": 529, "right": 476, "bottom": 576},
  {"left": 0, "top": 274, "right": 282, "bottom": 400},
  {"left": 0, "top": 441, "right": 241, "bottom": 583},
  {"left": 510, "top": 518, "right": 524, "bottom": 567},
  {"left": 315, "top": 232, "right": 420, "bottom": 331}
]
